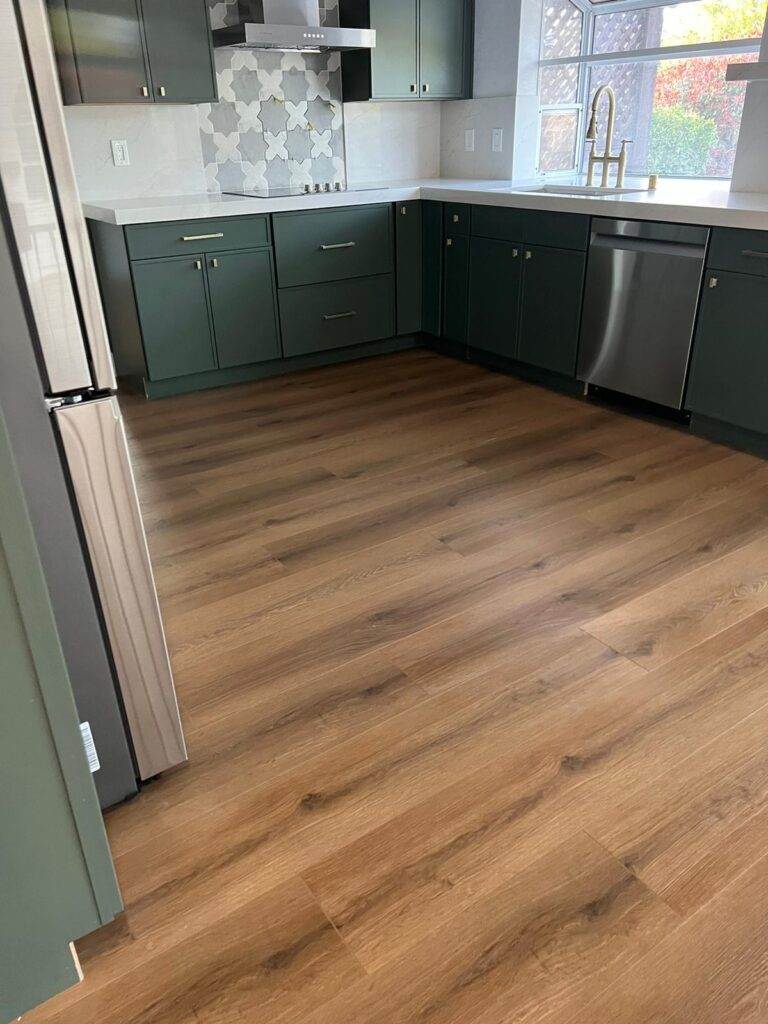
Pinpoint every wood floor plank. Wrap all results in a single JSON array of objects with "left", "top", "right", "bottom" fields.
[{"left": 583, "top": 533, "right": 768, "bottom": 668}]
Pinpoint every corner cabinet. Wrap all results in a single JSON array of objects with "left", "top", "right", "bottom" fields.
[
  {"left": 686, "top": 229, "right": 768, "bottom": 444},
  {"left": 47, "top": 0, "right": 218, "bottom": 105},
  {"left": 340, "top": 0, "right": 473, "bottom": 101}
]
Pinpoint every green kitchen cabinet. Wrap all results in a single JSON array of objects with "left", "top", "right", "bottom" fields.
[
  {"left": 518, "top": 245, "right": 586, "bottom": 376},
  {"left": 340, "top": 0, "right": 472, "bottom": 102},
  {"left": 206, "top": 250, "right": 281, "bottom": 369},
  {"left": 396, "top": 201, "right": 423, "bottom": 335},
  {"left": 369, "top": 0, "right": 419, "bottom": 99},
  {"left": 47, "top": 0, "right": 217, "bottom": 105},
  {"left": 422, "top": 201, "right": 443, "bottom": 337},
  {"left": 132, "top": 256, "right": 217, "bottom": 381},
  {"left": 140, "top": 0, "right": 218, "bottom": 104},
  {"left": 686, "top": 270, "right": 768, "bottom": 436},
  {"left": 442, "top": 233, "right": 470, "bottom": 345},
  {"left": 419, "top": 0, "right": 468, "bottom": 99},
  {"left": 467, "top": 236, "right": 522, "bottom": 358}
]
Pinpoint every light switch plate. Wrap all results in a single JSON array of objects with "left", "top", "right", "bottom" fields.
[
  {"left": 491, "top": 128, "right": 504, "bottom": 153},
  {"left": 464, "top": 128, "right": 475, "bottom": 152},
  {"left": 111, "top": 139, "right": 130, "bottom": 167}
]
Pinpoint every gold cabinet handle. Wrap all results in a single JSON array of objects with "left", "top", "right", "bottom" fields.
[
  {"left": 401, "top": 206, "right": 407, "bottom": 216},
  {"left": 194, "top": 260, "right": 202, "bottom": 270},
  {"left": 323, "top": 311, "right": 357, "bottom": 321},
  {"left": 446, "top": 238, "right": 453, "bottom": 247},
  {"left": 181, "top": 232, "right": 224, "bottom": 242},
  {"left": 320, "top": 241, "right": 356, "bottom": 251},
  {"left": 140, "top": 85, "right": 149, "bottom": 97},
  {"left": 512, "top": 248, "right": 519, "bottom": 258},
  {"left": 741, "top": 250, "right": 768, "bottom": 259},
  {"left": 524, "top": 250, "right": 532, "bottom": 260},
  {"left": 158, "top": 86, "right": 166, "bottom": 97},
  {"left": 453, "top": 214, "right": 460, "bottom": 223},
  {"left": 423, "top": 83, "right": 430, "bottom": 94},
  {"left": 210, "top": 258, "right": 219, "bottom": 268},
  {"left": 708, "top": 276, "right": 718, "bottom": 288},
  {"left": 410, "top": 84, "right": 417, "bottom": 93}
]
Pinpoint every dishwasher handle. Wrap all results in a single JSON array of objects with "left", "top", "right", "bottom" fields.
[{"left": 590, "top": 232, "right": 707, "bottom": 260}]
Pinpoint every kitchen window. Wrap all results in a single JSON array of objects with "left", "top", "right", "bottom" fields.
[{"left": 537, "top": 0, "right": 765, "bottom": 178}]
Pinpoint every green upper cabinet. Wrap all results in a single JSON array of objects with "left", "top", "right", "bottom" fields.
[
  {"left": 369, "top": 0, "right": 418, "bottom": 99},
  {"left": 340, "top": 0, "right": 473, "bottom": 102},
  {"left": 518, "top": 245, "right": 586, "bottom": 376},
  {"left": 686, "top": 269, "right": 768, "bottom": 436},
  {"left": 47, "top": 0, "right": 217, "bottom": 105},
  {"left": 206, "top": 250, "right": 282, "bottom": 369},
  {"left": 140, "top": 0, "right": 218, "bottom": 104},
  {"left": 419, "top": 0, "right": 468, "bottom": 99}
]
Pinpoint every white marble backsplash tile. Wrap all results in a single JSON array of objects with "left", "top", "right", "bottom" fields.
[
  {"left": 64, "top": 105, "right": 206, "bottom": 200},
  {"left": 343, "top": 102, "right": 441, "bottom": 183}
]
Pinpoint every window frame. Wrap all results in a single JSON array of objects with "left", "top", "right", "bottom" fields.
[{"left": 537, "top": 0, "right": 762, "bottom": 178}]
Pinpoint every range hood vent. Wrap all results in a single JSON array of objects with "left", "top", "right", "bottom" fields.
[{"left": 213, "top": 0, "right": 375, "bottom": 52}]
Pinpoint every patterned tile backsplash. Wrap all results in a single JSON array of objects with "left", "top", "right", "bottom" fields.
[{"left": 201, "top": 0, "right": 346, "bottom": 191}]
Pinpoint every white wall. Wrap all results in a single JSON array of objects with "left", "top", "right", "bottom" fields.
[
  {"left": 64, "top": 106, "right": 206, "bottom": 200},
  {"left": 343, "top": 102, "right": 441, "bottom": 182},
  {"left": 731, "top": 15, "right": 768, "bottom": 193},
  {"left": 440, "top": 0, "right": 542, "bottom": 181}
]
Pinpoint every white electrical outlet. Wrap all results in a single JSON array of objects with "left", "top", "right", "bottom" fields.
[
  {"left": 464, "top": 128, "right": 475, "bottom": 153},
  {"left": 111, "top": 139, "right": 130, "bottom": 167},
  {"left": 491, "top": 128, "right": 504, "bottom": 153}
]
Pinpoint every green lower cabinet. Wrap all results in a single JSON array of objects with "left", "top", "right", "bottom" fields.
[
  {"left": 422, "top": 201, "right": 443, "bottom": 336},
  {"left": 467, "top": 236, "right": 522, "bottom": 358},
  {"left": 518, "top": 245, "right": 586, "bottom": 376},
  {"left": 442, "top": 234, "right": 470, "bottom": 345},
  {"left": 686, "top": 270, "right": 768, "bottom": 435},
  {"left": 132, "top": 256, "right": 217, "bottom": 381},
  {"left": 395, "top": 201, "right": 422, "bottom": 335},
  {"left": 279, "top": 274, "right": 396, "bottom": 357},
  {"left": 206, "top": 250, "right": 281, "bottom": 368}
]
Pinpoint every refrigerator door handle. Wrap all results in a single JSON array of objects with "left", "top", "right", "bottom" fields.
[
  {"left": 54, "top": 397, "right": 187, "bottom": 780},
  {"left": 16, "top": 0, "right": 117, "bottom": 393}
]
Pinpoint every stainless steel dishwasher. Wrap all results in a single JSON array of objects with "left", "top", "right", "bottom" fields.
[{"left": 578, "top": 218, "right": 710, "bottom": 409}]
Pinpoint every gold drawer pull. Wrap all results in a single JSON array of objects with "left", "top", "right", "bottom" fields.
[
  {"left": 320, "top": 242, "right": 356, "bottom": 251},
  {"left": 181, "top": 232, "right": 225, "bottom": 242},
  {"left": 323, "top": 311, "right": 357, "bottom": 321},
  {"left": 741, "top": 249, "right": 768, "bottom": 259}
]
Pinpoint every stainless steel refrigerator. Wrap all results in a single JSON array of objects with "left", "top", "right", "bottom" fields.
[{"left": 0, "top": 0, "right": 187, "bottom": 807}]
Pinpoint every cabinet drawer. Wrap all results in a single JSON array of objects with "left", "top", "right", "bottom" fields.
[
  {"left": 279, "top": 274, "right": 395, "bottom": 357},
  {"left": 125, "top": 216, "right": 270, "bottom": 260},
  {"left": 273, "top": 205, "right": 393, "bottom": 288},
  {"left": 471, "top": 205, "right": 523, "bottom": 242},
  {"left": 521, "top": 210, "right": 590, "bottom": 250},
  {"left": 708, "top": 228, "right": 768, "bottom": 277},
  {"left": 444, "top": 203, "right": 471, "bottom": 236}
]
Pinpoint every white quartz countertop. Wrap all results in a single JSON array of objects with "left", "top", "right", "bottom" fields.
[{"left": 82, "top": 177, "right": 768, "bottom": 230}]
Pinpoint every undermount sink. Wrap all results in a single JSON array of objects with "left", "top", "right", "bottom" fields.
[{"left": 516, "top": 184, "right": 650, "bottom": 197}]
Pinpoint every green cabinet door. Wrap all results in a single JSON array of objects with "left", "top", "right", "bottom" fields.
[
  {"left": 686, "top": 270, "right": 768, "bottom": 435},
  {"left": 419, "top": 0, "right": 467, "bottom": 99},
  {"left": 518, "top": 245, "right": 586, "bottom": 376},
  {"left": 140, "top": 0, "right": 217, "bottom": 103},
  {"left": 396, "top": 202, "right": 423, "bottom": 335},
  {"left": 207, "top": 250, "right": 281, "bottom": 369},
  {"left": 369, "top": 0, "right": 418, "bottom": 99},
  {"left": 59, "top": 0, "right": 151, "bottom": 104},
  {"left": 132, "top": 256, "right": 217, "bottom": 381},
  {"left": 467, "top": 236, "right": 522, "bottom": 358},
  {"left": 422, "top": 201, "right": 443, "bottom": 337},
  {"left": 443, "top": 234, "right": 470, "bottom": 345}
]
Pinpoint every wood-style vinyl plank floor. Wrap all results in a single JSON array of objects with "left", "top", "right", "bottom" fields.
[{"left": 25, "top": 350, "right": 768, "bottom": 1023}]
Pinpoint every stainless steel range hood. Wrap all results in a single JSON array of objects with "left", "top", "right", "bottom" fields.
[{"left": 213, "top": 0, "right": 375, "bottom": 52}]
